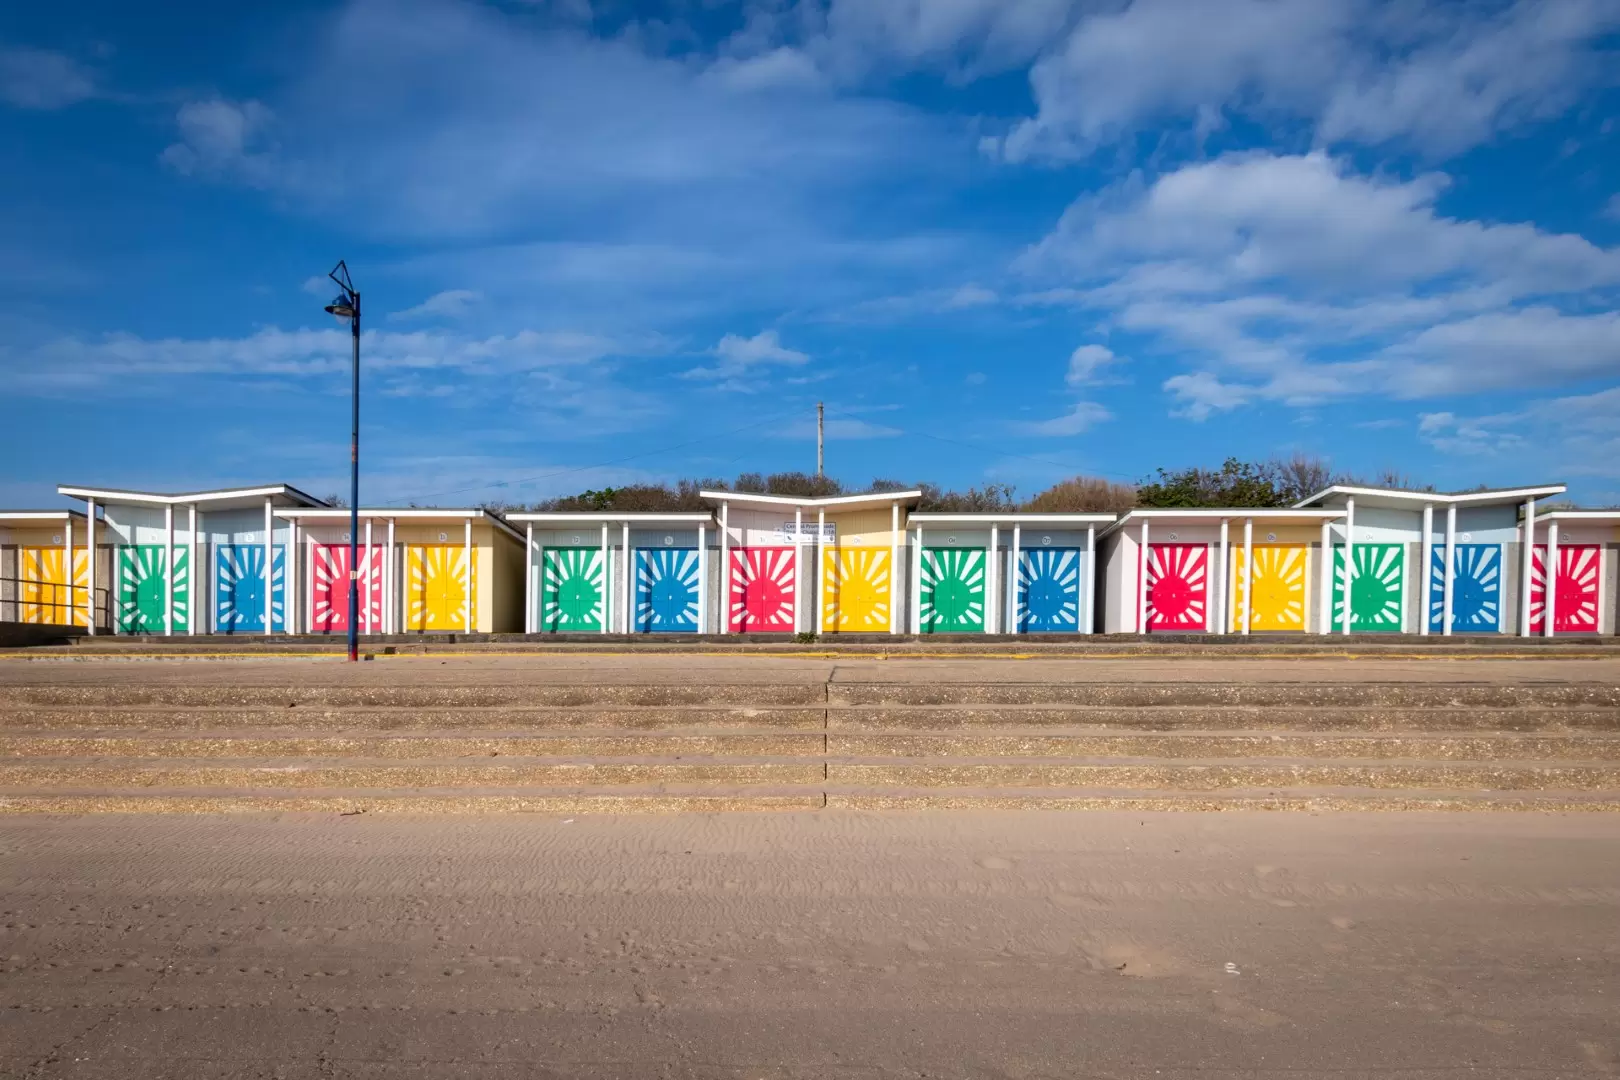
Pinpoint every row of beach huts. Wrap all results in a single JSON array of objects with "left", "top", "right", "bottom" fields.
[{"left": 0, "top": 480, "right": 1615, "bottom": 637}]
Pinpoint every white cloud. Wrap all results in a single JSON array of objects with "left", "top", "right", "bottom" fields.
[
  {"left": 989, "top": 0, "right": 1620, "bottom": 161},
  {"left": 2, "top": 324, "right": 635, "bottom": 397},
  {"left": 945, "top": 283, "right": 998, "bottom": 308},
  {"left": 1606, "top": 193, "right": 1620, "bottom": 222},
  {"left": 683, "top": 329, "right": 810, "bottom": 386},
  {"left": 388, "top": 289, "right": 482, "bottom": 321},
  {"left": 160, "top": 98, "right": 277, "bottom": 186},
  {"left": 1065, "top": 343, "right": 1119, "bottom": 385},
  {"left": 1019, "top": 151, "right": 1620, "bottom": 413},
  {"left": 1020, "top": 401, "right": 1111, "bottom": 436},
  {"left": 0, "top": 45, "right": 95, "bottom": 109},
  {"left": 1416, "top": 387, "right": 1620, "bottom": 477}
]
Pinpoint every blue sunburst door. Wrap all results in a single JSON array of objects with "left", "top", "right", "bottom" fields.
[
  {"left": 635, "top": 548, "right": 700, "bottom": 632},
  {"left": 1016, "top": 548, "right": 1082, "bottom": 632},
  {"left": 215, "top": 544, "right": 286, "bottom": 633},
  {"left": 1428, "top": 543, "right": 1501, "bottom": 633}
]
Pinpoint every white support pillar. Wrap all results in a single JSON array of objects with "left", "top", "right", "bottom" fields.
[
  {"left": 1137, "top": 520, "right": 1150, "bottom": 634},
  {"left": 1420, "top": 504, "right": 1434, "bottom": 637},
  {"left": 1241, "top": 518, "right": 1254, "bottom": 636},
  {"left": 889, "top": 502, "right": 900, "bottom": 635},
  {"left": 1340, "top": 498, "right": 1355, "bottom": 635},
  {"left": 362, "top": 517, "right": 374, "bottom": 635},
  {"left": 1010, "top": 524, "right": 1022, "bottom": 634},
  {"left": 793, "top": 507, "right": 803, "bottom": 634},
  {"left": 696, "top": 522, "right": 707, "bottom": 634},
  {"left": 264, "top": 498, "right": 274, "bottom": 636},
  {"left": 719, "top": 503, "right": 730, "bottom": 635},
  {"left": 189, "top": 505, "right": 200, "bottom": 635},
  {"left": 288, "top": 520, "right": 300, "bottom": 634},
  {"left": 988, "top": 523, "right": 999, "bottom": 634},
  {"left": 1544, "top": 521, "right": 1559, "bottom": 638},
  {"left": 463, "top": 518, "right": 474, "bottom": 633},
  {"left": 1217, "top": 519, "right": 1229, "bottom": 634},
  {"left": 525, "top": 523, "right": 535, "bottom": 634},
  {"left": 385, "top": 518, "right": 396, "bottom": 634},
  {"left": 85, "top": 498, "right": 97, "bottom": 634},
  {"left": 164, "top": 503, "right": 174, "bottom": 636},
  {"left": 1084, "top": 525, "right": 1096, "bottom": 635},
  {"left": 1442, "top": 504, "right": 1457, "bottom": 637},
  {"left": 1519, "top": 499, "right": 1536, "bottom": 637},
  {"left": 600, "top": 522, "right": 610, "bottom": 635},
  {"left": 622, "top": 522, "right": 632, "bottom": 634},
  {"left": 912, "top": 526, "right": 924, "bottom": 633},
  {"left": 62, "top": 513, "right": 72, "bottom": 628},
  {"left": 1318, "top": 519, "right": 1331, "bottom": 634},
  {"left": 816, "top": 508, "right": 826, "bottom": 633}
]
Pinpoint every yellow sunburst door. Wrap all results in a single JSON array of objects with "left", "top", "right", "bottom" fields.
[
  {"left": 404, "top": 544, "right": 477, "bottom": 631},
  {"left": 822, "top": 547, "right": 891, "bottom": 632},
  {"left": 1230, "top": 544, "right": 1309, "bottom": 632},
  {"left": 21, "top": 548, "right": 90, "bottom": 626}
]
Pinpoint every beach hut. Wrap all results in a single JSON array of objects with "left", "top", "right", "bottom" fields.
[
  {"left": 1293, "top": 484, "right": 1567, "bottom": 635},
  {"left": 1523, "top": 510, "right": 1620, "bottom": 636},
  {"left": 273, "top": 508, "right": 525, "bottom": 634},
  {"left": 0, "top": 510, "right": 96, "bottom": 629},
  {"left": 503, "top": 512, "right": 716, "bottom": 633},
  {"left": 905, "top": 513, "right": 1116, "bottom": 634},
  {"left": 700, "top": 490, "right": 922, "bottom": 634},
  {"left": 57, "top": 484, "right": 324, "bottom": 635},
  {"left": 1097, "top": 508, "right": 1348, "bottom": 634}
]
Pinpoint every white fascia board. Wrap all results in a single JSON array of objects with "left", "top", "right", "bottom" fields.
[{"left": 907, "top": 513, "right": 1117, "bottom": 526}]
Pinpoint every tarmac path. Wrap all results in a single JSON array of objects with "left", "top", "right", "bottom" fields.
[{"left": 2, "top": 810, "right": 1618, "bottom": 1078}]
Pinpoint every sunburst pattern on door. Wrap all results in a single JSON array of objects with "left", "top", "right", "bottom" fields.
[
  {"left": 635, "top": 548, "right": 698, "bottom": 633},
  {"left": 542, "top": 547, "right": 604, "bottom": 632},
  {"left": 1016, "top": 548, "right": 1081, "bottom": 632},
  {"left": 728, "top": 547, "right": 795, "bottom": 633},
  {"left": 214, "top": 545, "right": 285, "bottom": 634},
  {"left": 116, "top": 545, "right": 188, "bottom": 634},
  {"left": 20, "top": 548, "right": 88, "bottom": 626},
  {"left": 309, "top": 543, "right": 384, "bottom": 633},
  {"left": 822, "top": 547, "right": 891, "bottom": 632},
  {"left": 1429, "top": 543, "right": 1501, "bottom": 633},
  {"left": 1333, "top": 543, "right": 1404, "bottom": 632},
  {"left": 1230, "top": 544, "right": 1307, "bottom": 632},
  {"left": 1144, "top": 543, "right": 1206, "bottom": 632},
  {"left": 919, "top": 547, "right": 985, "bottom": 633},
  {"left": 405, "top": 544, "right": 476, "bottom": 632},
  {"left": 1529, "top": 544, "right": 1600, "bottom": 634}
]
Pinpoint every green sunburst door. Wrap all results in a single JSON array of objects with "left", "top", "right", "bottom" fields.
[
  {"left": 1332, "top": 543, "right": 1405, "bottom": 632},
  {"left": 541, "top": 547, "right": 604, "bottom": 632},
  {"left": 919, "top": 547, "right": 985, "bottom": 633},
  {"left": 117, "top": 544, "right": 189, "bottom": 634}
]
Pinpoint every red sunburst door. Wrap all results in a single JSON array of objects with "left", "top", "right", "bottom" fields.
[
  {"left": 310, "top": 543, "right": 386, "bottom": 633},
  {"left": 728, "top": 547, "right": 796, "bottom": 633},
  {"left": 1529, "top": 544, "right": 1601, "bottom": 634},
  {"left": 1144, "top": 543, "right": 1208, "bottom": 632}
]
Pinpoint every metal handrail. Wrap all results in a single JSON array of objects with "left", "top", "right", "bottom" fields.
[{"left": 0, "top": 576, "right": 111, "bottom": 629}]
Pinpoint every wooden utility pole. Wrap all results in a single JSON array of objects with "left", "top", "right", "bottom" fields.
[{"left": 816, "top": 402, "right": 825, "bottom": 477}]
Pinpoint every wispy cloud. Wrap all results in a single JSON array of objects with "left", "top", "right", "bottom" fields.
[
  {"left": 388, "top": 289, "right": 481, "bottom": 322},
  {"left": 683, "top": 329, "right": 810, "bottom": 389},
  {"left": 0, "top": 44, "right": 96, "bottom": 109}
]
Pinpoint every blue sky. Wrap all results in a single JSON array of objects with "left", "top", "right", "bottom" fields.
[{"left": 2, "top": 0, "right": 1618, "bottom": 508}]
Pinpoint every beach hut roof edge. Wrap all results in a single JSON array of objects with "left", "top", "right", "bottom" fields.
[
  {"left": 57, "top": 483, "right": 327, "bottom": 510},
  {"left": 0, "top": 510, "right": 88, "bottom": 522},
  {"left": 698, "top": 489, "right": 923, "bottom": 512},
  {"left": 1099, "top": 506, "right": 1345, "bottom": 539},
  {"left": 272, "top": 506, "right": 524, "bottom": 542},
  {"left": 908, "top": 512, "right": 1117, "bottom": 526},
  {"left": 1292, "top": 483, "right": 1567, "bottom": 510},
  {"left": 505, "top": 512, "right": 716, "bottom": 524}
]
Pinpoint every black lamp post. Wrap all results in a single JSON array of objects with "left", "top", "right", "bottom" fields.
[{"left": 324, "top": 260, "right": 361, "bottom": 663}]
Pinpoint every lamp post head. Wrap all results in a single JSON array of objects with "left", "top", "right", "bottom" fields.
[{"left": 325, "top": 293, "right": 357, "bottom": 319}]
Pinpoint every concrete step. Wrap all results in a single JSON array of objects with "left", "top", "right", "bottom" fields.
[
  {"left": 6, "top": 759, "right": 1620, "bottom": 793},
  {"left": 5, "top": 681, "right": 1618, "bottom": 709},
  {"left": 0, "top": 706, "right": 830, "bottom": 732},
  {"left": 6, "top": 732, "right": 1620, "bottom": 761},
  {"left": 3, "top": 787, "right": 1619, "bottom": 815},
  {"left": 5, "top": 704, "right": 1619, "bottom": 734}
]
